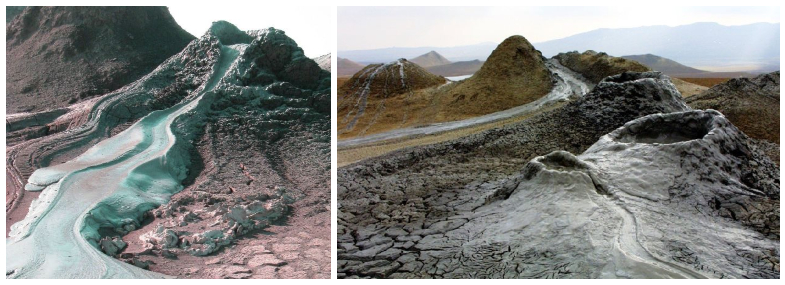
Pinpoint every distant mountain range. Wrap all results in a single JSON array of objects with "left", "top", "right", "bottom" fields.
[
  {"left": 339, "top": 22, "right": 779, "bottom": 73},
  {"left": 621, "top": 54, "right": 754, "bottom": 78},
  {"left": 408, "top": 51, "right": 483, "bottom": 77},
  {"left": 339, "top": 42, "right": 497, "bottom": 64},
  {"left": 536, "top": 22, "right": 779, "bottom": 72},
  {"left": 337, "top": 57, "right": 366, "bottom": 76},
  {"left": 409, "top": 51, "right": 452, "bottom": 67},
  {"left": 426, "top": 59, "right": 484, "bottom": 77}
]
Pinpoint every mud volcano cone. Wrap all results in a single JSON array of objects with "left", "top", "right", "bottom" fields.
[
  {"left": 340, "top": 58, "right": 445, "bottom": 99},
  {"left": 444, "top": 35, "right": 554, "bottom": 118}
]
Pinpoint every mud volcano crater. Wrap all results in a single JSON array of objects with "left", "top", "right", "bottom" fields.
[
  {"left": 535, "top": 151, "right": 591, "bottom": 172},
  {"left": 613, "top": 114, "right": 711, "bottom": 144}
]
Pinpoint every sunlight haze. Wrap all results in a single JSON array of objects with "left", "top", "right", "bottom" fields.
[
  {"left": 339, "top": 6, "right": 780, "bottom": 51},
  {"left": 170, "top": 5, "right": 331, "bottom": 58}
]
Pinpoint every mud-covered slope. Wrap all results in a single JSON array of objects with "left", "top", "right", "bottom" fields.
[
  {"left": 340, "top": 59, "right": 445, "bottom": 98},
  {"left": 337, "top": 72, "right": 779, "bottom": 278},
  {"left": 7, "top": 22, "right": 221, "bottom": 237},
  {"left": 686, "top": 71, "right": 780, "bottom": 164},
  {"left": 554, "top": 50, "right": 650, "bottom": 84},
  {"left": 126, "top": 22, "right": 331, "bottom": 279},
  {"left": 7, "top": 21, "right": 330, "bottom": 279},
  {"left": 444, "top": 35, "right": 553, "bottom": 117},
  {"left": 686, "top": 71, "right": 780, "bottom": 143},
  {"left": 337, "top": 59, "right": 445, "bottom": 137},
  {"left": 5, "top": 6, "right": 195, "bottom": 113}
]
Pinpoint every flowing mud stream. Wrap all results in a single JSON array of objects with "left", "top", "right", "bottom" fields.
[
  {"left": 6, "top": 44, "right": 247, "bottom": 279},
  {"left": 337, "top": 60, "right": 590, "bottom": 149},
  {"left": 604, "top": 201, "right": 707, "bottom": 279}
]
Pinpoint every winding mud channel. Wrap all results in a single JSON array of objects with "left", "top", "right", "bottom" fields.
[
  {"left": 603, "top": 198, "right": 707, "bottom": 278},
  {"left": 6, "top": 44, "right": 246, "bottom": 279},
  {"left": 337, "top": 60, "right": 590, "bottom": 149}
]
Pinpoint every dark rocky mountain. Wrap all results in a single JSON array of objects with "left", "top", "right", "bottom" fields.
[{"left": 5, "top": 6, "right": 195, "bottom": 113}]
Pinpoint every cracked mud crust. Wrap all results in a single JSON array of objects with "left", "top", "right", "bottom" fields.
[{"left": 337, "top": 72, "right": 779, "bottom": 279}]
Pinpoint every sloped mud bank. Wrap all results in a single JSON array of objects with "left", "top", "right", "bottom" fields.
[{"left": 337, "top": 72, "right": 779, "bottom": 278}]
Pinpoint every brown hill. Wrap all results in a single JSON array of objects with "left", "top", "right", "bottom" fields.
[
  {"left": 441, "top": 35, "right": 553, "bottom": 119},
  {"left": 553, "top": 51, "right": 707, "bottom": 96},
  {"left": 426, "top": 60, "right": 484, "bottom": 77},
  {"left": 686, "top": 71, "right": 780, "bottom": 144},
  {"left": 337, "top": 35, "right": 556, "bottom": 139},
  {"left": 338, "top": 59, "right": 446, "bottom": 137},
  {"left": 5, "top": 7, "right": 195, "bottom": 113},
  {"left": 409, "top": 50, "right": 451, "bottom": 68},
  {"left": 340, "top": 58, "right": 445, "bottom": 98},
  {"left": 670, "top": 78, "right": 708, "bottom": 97},
  {"left": 554, "top": 50, "right": 650, "bottom": 84},
  {"left": 337, "top": 57, "right": 366, "bottom": 76}
]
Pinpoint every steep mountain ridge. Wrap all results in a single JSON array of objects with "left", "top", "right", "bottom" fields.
[{"left": 5, "top": 6, "right": 195, "bottom": 113}]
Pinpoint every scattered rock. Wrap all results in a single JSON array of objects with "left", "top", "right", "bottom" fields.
[{"left": 248, "top": 254, "right": 286, "bottom": 267}]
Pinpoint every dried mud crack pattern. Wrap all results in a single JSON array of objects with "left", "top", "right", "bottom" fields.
[{"left": 337, "top": 72, "right": 779, "bottom": 278}]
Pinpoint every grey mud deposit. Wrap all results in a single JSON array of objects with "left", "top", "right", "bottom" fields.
[{"left": 337, "top": 72, "right": 779, "bottom": 278}]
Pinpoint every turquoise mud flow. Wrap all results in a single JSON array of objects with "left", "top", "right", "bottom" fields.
[{"left": 6, "top": 44, "right": 246, "bottom": 279}]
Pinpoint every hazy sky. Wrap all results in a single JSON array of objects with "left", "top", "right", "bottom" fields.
[
  {"left": 339, "top": 6, "right": 780, "bottom": 51},
  {"left": 169, "top": 5, "right": 331, "bottom": 58}
]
